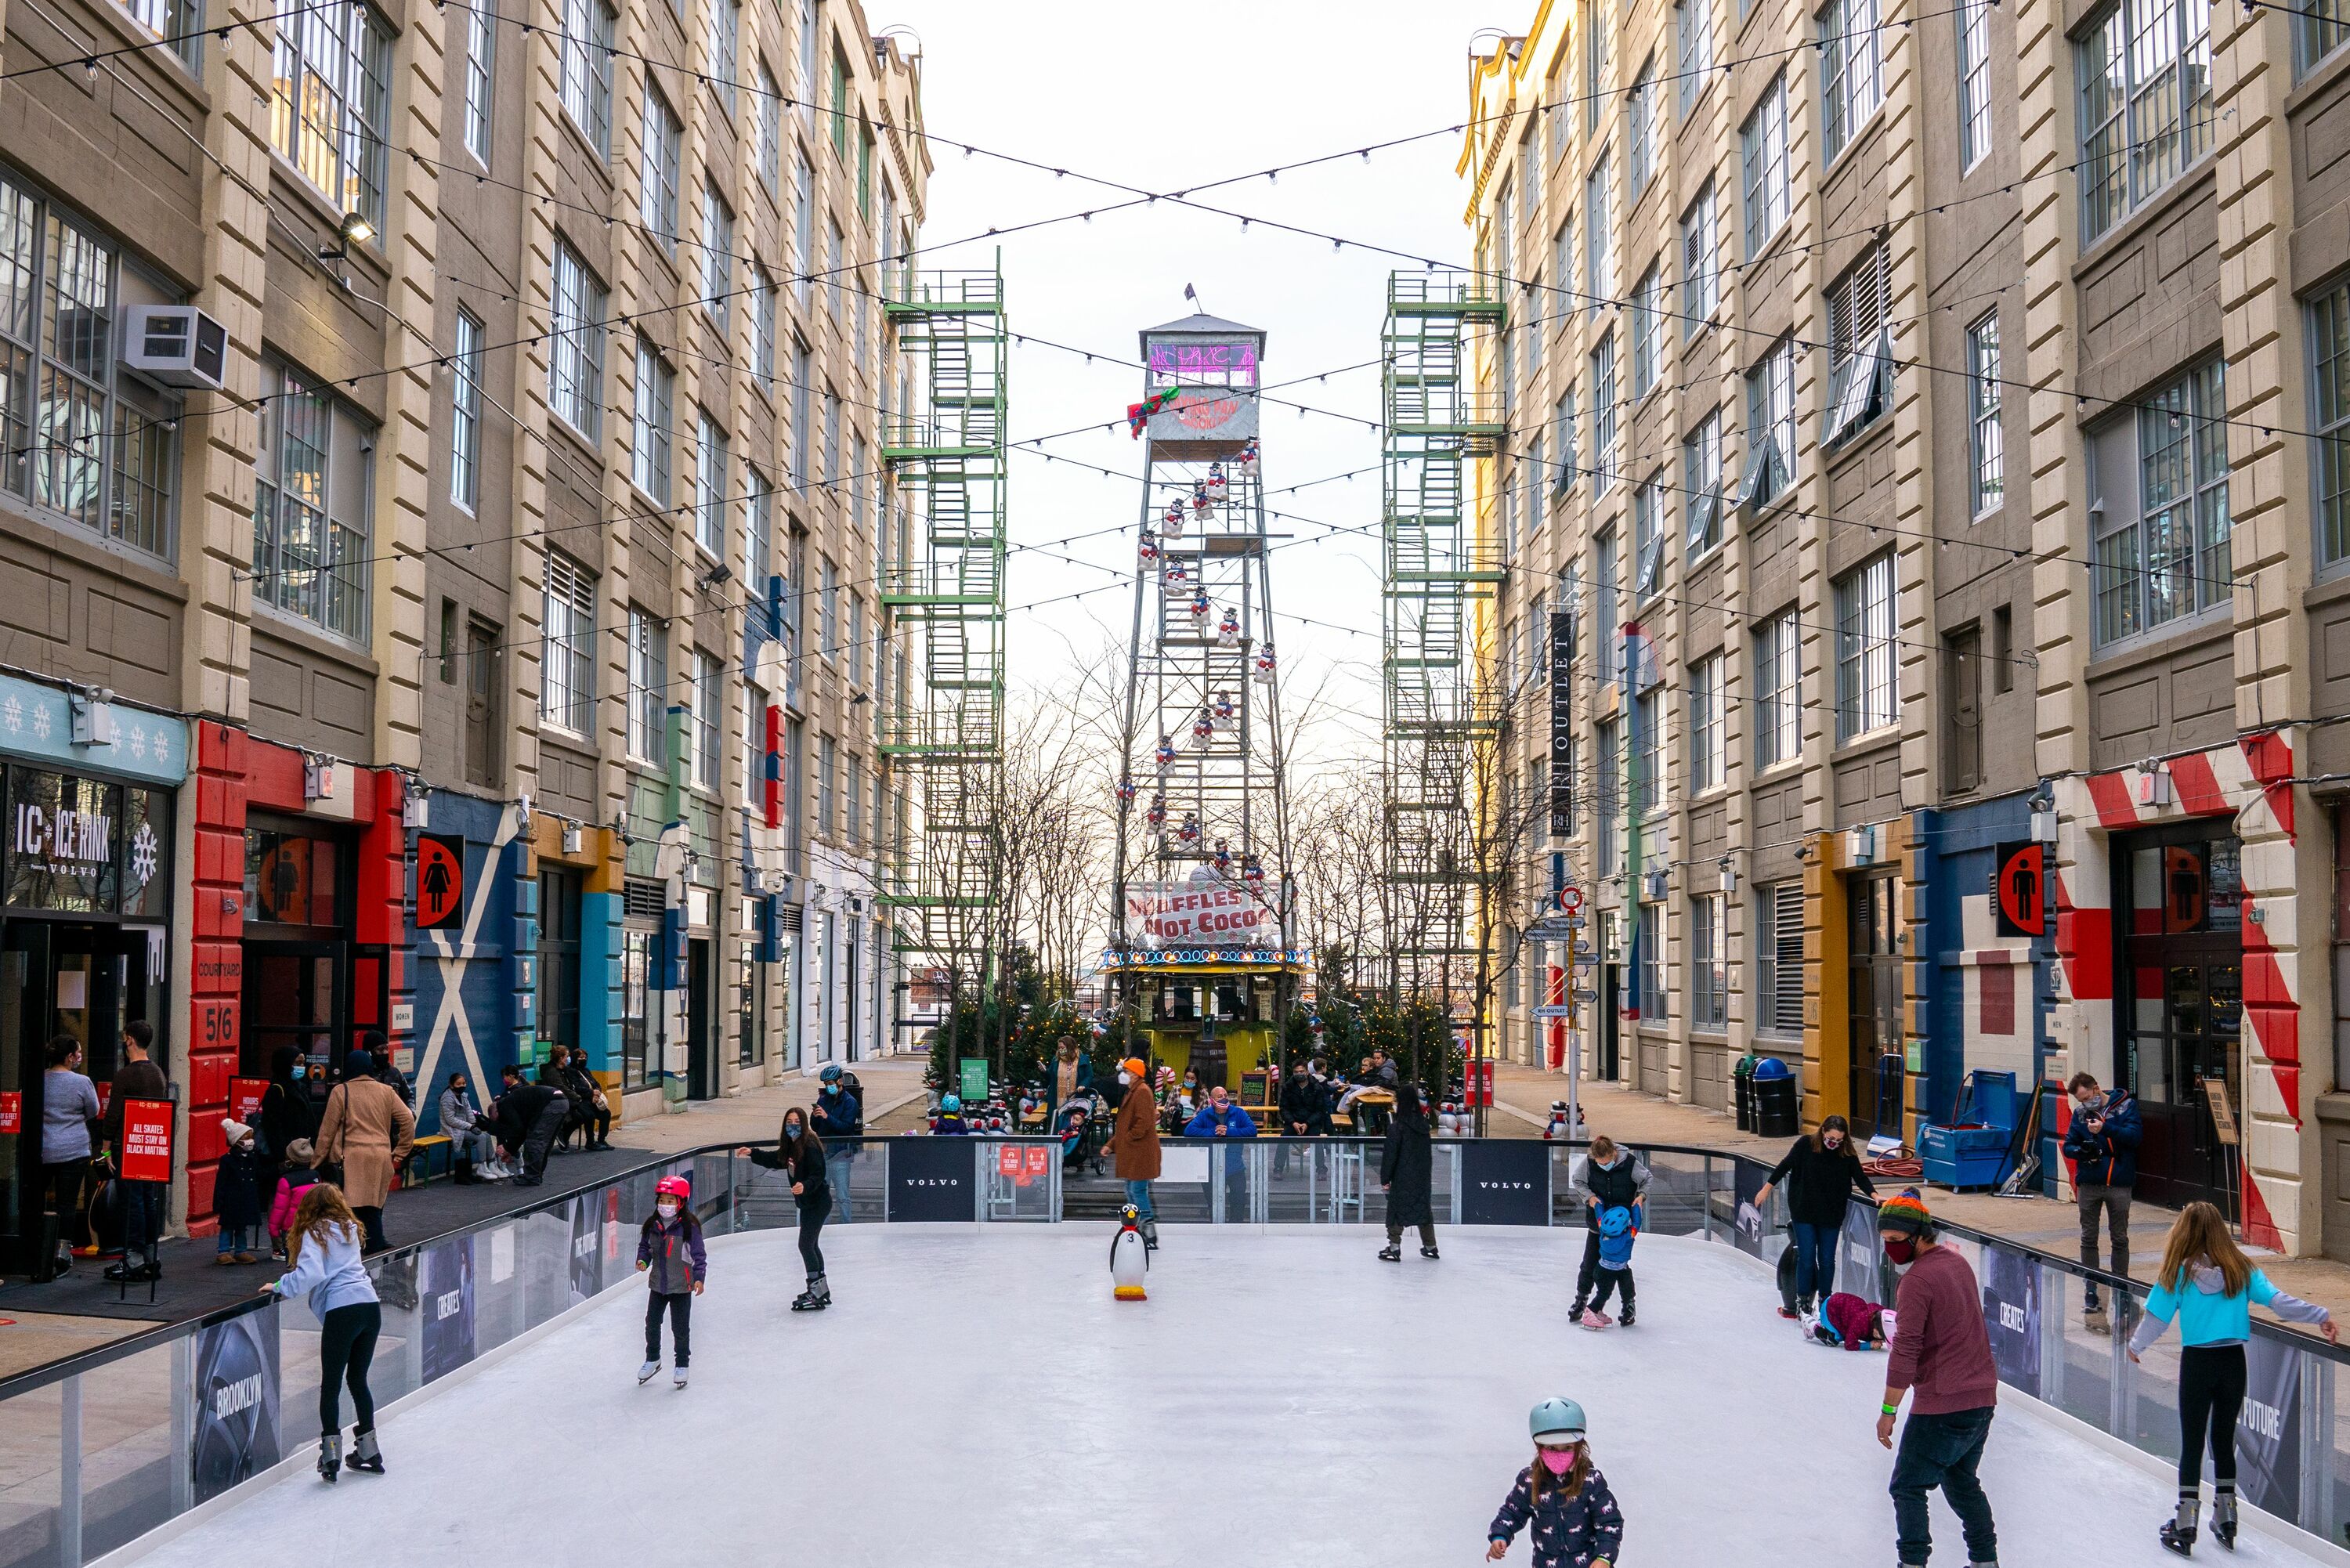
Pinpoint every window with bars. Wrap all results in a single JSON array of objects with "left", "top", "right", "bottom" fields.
[
  {"left": 1969, "top": 312, "right": 2004, "bottom": 518},
  {"left": 694, "top": 649, "right": 721, "bottom": 789},
  {"left": 1684, "top": 410, "right": 1723, "bottom": 556},
  {"left": 251, "top": 359, "right": 371, "bottom": 638},
  {"left": 2091, "top": 359, "right": 2231, "bottom": 642},
  {"left": 2077, "top": 0, "right": 2214, "bottom": 241},
  {"left": 1690, "top": 653, "right": 1724, "bottom": 790},
  {"left": 1629, "top": 58, "right": 1656, "bottom": 199},
  {"left": 464, "top": 2, "right": 496, "bottom": 164},
  {"left": 1835, "top": 553, "right": 1896, "bottom": 740},
  {"left": 550, "top": 240, "right": 606, "bottom": 439},
  {"left": 450, "top": 309, "right": 482, "bottom": 510},
  {"left": 1681, "top": 182, "right": 1719, "bottom": 331},
  {"left": 1592, "top": 331, "right": 1619, "bottom": 491},
  {"left": 1678, "top": 0, "right": 1714, "bottom": 117},
  {"left": 1739, "top": 338, "right": 1795, "bottom": 510},
  {"left": 627, "top": 605, "right": 667, "bottom": 762},
  {"left": 271, "top": 2, "right": 390, "bottom": 231},
  {"left": 561, "top": 0, "right": 616, "bottom": 154},
  {"left": 641, "top": 85, "right": 681, "bottom": 245},
  {"left": 1692, "top": 892, "right": 1726, "bottom": 1028},
  {"left": 2315, "top": 281, "right": 2350, "bottom": 562},
  {"left": 541, "top": 549, "right": 595, "bottom": 735},
  {"left": 1741, "top": 74, "right": 1789, "bottom": 258},
  {"left": 1631, "top": 262, "right": 1661, "bottom": 398},
  {"left": 1824, "top": 241, "right": 1893, "bottom": 447},
  {"left": 1634, "top": 477, "right": 1665, "bottom": 598},
  {"left": 707, "top": 0, "right": 739, "bottom": 113},
  {"left": 1957, "top": 0, "right": 1993, "bottom": 166},
  {"left": 1584, "top": 147, "right": 1613, "bottom": 317},
  {"left": 703, "top": 182, "right": 734, "bottom": 334},
  {"left": 1821, "top": 0, "right": 1884, "bottom": 161},
  {"left": 1755, "top": 609, "right": 1799, "bottom": 766},
  {"left": 1757, "top": 883, "right": 1804, "bottom": 1032},
  {"left": 631, "top": 337, "right": 671, "bottom": 503},
  {"left": 0, "top": 179, "right": 182, "bottom": 558},
  {"left": 695, "top": 410, "right": 728, "bottom": 557}
]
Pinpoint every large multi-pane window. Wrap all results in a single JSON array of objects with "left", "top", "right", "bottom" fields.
[
  {"left": 703, "top": 183, "right": 734, "bottom": 331},
  {"left": 1755, "top": 609, "right": 1799, "bottom": 766},
  {"left": 1630, "top": 263, "right": 1661, "bottom": 398},
  {"left": 1637, "top": 904, "right": 1665, "bottom": 1018},
  {"left": 450, "top": 309, "right": 482, "bottom": 510},
  {"left": 1957, "top": 0, "right": 1993, "bottom": 167},
  {"left": 2077, "top": 0, "right": 2214, "bottom": 240},
  {"left": 631, "top": 336, "right": 672, "bottom": 502},
  {"left": 1690, "top": 652, "right": 1723, "bottom": 790},
  {"left": 1629, "top": 58, "right": 1656, "bottom": 198},
  {"left": 1678, "top": 0, "right": 1714, "bottom": 117},
  {"left": 251, "top": 359, "right": 371, "bottom": 638},
  {"left": 1835, "top": 553, "right": 1896, "bottom": 740},
  {"left": 1824, "top": 241, "right": 1892, "bottom": 446},
  {"left": 830, "top": 48, "right": 851, "bottom": 158},
  {"left": 1553, "top": 389, "right": 1578, "bottom": 493},
  {"left": 695, "top": 410, "right": 728, "bottom": 557},
  {"left": 1584, "top": 0, "right": 1610, "bottom": 134},
  {"left": 798, "top": 0, "right": 819, "bottom": 127},
  {"left": 271, "top": 2, "right": 391, "bottom": 230},
  {"left": 540, "top": 549, "right": 595, "bottom": 735},
  {"left": 1584, "top": 148, "right": 1613, "bottom": 316},
  {"left": 1757, "top": 883, "right": 1805, "bottom": 1033},
  {"left": 641, "top": 85, "right": 682, "bottom": 245},
  {"left": 707, "top": 0, "right": 739, "bottom": 112},
  {"left": 549, "top": 240, "right": 606, "bottom": 439},
  {"left": 1681, "top": 182, "right": 1718, "bottom": 330},
  {"left": 627, "top": 606, "right": 667, "bottom": 761},
  {"left": 113, "top": 0, "right": 202, "bottom": 70},
  {"left": 693, "top": 650, "right": 721, "bottom": 789},
  {"left": 1740, "top": 337, "right": 1796, "bottom": 509},
  {"left": 0, "top": 179, "right": 180, "bottom": 557},
  {"left": 2313, "top": 281, "right": 2350, "bottom": 562},
  {"left": 1821, "top": 0, "right": 1884, "bottom": 161},
  {"left": 1633, "top": 479, "right": 1664, "bottom": 598},
  {"left": 817, "top": 732, "right": 837, "bottom": 835},
  {"left": 1595, "top": 527, "right": 1620, "bottom": 685},
  {"left": 1741, "top": 74, "right": 1789, "bottom": 256},
  {"left": 463, "top": 2, "right": 496, "bottom": 164},
  {"left": 2092, "top": 359, "right": 2230, "bottom": 641},
  {"left": 1691, "top": 893, "right": 1726, "bottom": 1028},
  {"left": 559, "top": 0, "right": 616, "bottom": 155},
  {"left": 1969, "top": 313, "right": 2004, "bottom": 517},
  {"left": 1632, "top": 688, "right": 1661, "bottom": 814},
  {"left": 2302, "top": 0, "right": 2350, "bottom": 70},
  {"left": 1684, "top": 410, "right": 1723, "bottom": 556},
  {"left": 826, "top": 220, "right": 844, "bottom": 320},
  {"left": 1592, "top": 332, "right": 1619, "bottom": 490}
]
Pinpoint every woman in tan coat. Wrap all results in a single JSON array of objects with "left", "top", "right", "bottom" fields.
[
  {"left": 1105, "top": 1056, "right": 1161, "bottom": 1248},
  {"left": 313, "top": 1048, "right": 415, "bottom": 1253}
]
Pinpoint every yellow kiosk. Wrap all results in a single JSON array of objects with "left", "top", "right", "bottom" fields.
[{"left": 1104, "top": 944, "right": 1309, "bottom": 1095}]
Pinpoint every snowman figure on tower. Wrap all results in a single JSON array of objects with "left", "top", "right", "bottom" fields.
[
  {"left": 1188, "top": 593, "right": 1213, "bottom": 636},
  {"left": 1191, "top": 704, "right": 1216, "bottom": 748},
  {"left": 1253, "top": 641, "right": 1277, "bottom": 685},
  {"left": 1206, "top": 460, "right": 1227, "bottom": 498},
  {"left": 1191, "top": 482, "right": 1213, "bottom": 522},
  {"left": 1217, "top": 608, "right": 1241, "bottom": 649},
  {"left": 1138, "top": 529, "right": 1159, "bottom": 563},
  {"left": 1162, "top": 500, "right": 1185, "bottom": 540},
  {"left": 1155, "top": 734, "right": 1177, "bottom": 771},
  {"left": 1177, "top": 812, "right": 1202, "bottom": 847},
  {"left": 1145, "top": 793, "right": 1167, "bottom": 830},
  {"left": 1243, "top": 853, "right": 1266, "bottom": 888},
  {"left": 1238, "top": 435, "right": 1260, "bottom": 472},
  {"left": 1213, "top": 691, "right": 1235, "bottom": 724},
  {"left": 1213, "top": 838, "right": 1233, "bottom": 876}
]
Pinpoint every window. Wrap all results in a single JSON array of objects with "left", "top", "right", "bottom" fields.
[
  {"left": 851, "top": 432, "right": 868, "bottom": 533},
  {"left": 1757, "top": 882, "right": 1804, "bottom": 1031},
  {"left": 1739, "top": 337, "right": 1795, "bottom": 509},
  {"left": 823, "top": 388, "right": 840, "bottom": 487},
  {"left": 859, "top": 122, "right": 875, "bottom": 219},
  {"left": 1546, "top": 66, "right": 1568, "bottom": 166},
  {"left": 1824, "top": 241, "right": 1893, "bottom": 446},
  {"left": 693, "top": 649, "right": 721, "bottom": 789},
  {"left": 791, "top": 338, "right": 813, "bottom": 484},
  {"left": 1678, "top": 0, "right": 1714, "bottom": 117},
  {"left": 847, "top": 751, "right": 864, "bottom": 845},
  {"left": 1690, "top": 652, "right": 1724, "bottom": 790},
  {"left": 450, "top": 309, "right": 483, "bottom": 509},
  {"left": 755, "top": 62, "right": 782, "bottom": 189},
  {"left": 830, "top": 48, "right": 851, "bottom": 159},
  {"left": 1957, "top": 0, "right": 1993, "bottom": 166},
  {"left": 1633, "top": 478, "right": 1665, "bottom": 597},
  {"left": 1594, "top": 527, "right": 1620, "bottom": 685},
  {"left": 0, "top": 182, "right": 183, "bottom": 558},
  {"left": 703, "top": 182, "right": 734, "bottom": 332},
  {"left": 746, "top": 466, "right": 772, "bottom": 585},
  {"left": 1632, "top": 688, "right": 1661, "bottom": 815},
  {"left": 1820, "top": 0, "right": 1884, "bottom": 162},
  {"left": 818, "top": 732, "right": 837, "bottom": 834},
  {"left": 1591, "top": 332, "right": 1618, "bottom": 490},
  {"left": 251, "top": 359, "right": 371, "bottom": 638},
  {"left": 1584, "top": 148, "right": 1613, "bottom": 316},
  {"left": 549, "top": 240, "right": 606, "bottom": 439},
  {"left": 2077, "top": 0, "right": 2214, "bottom": 240},
  {"left": 1945, "top": 624, "right": 1983, "bottom": 793},
  {"left": 794, "top": 152, "right": 815, "bottom": 306},
  {"left": 848, "top": 592, "right": 866, "bottom": 686},
  {"left": 541, "top": 549, "right": 595, "bottom": 735},
  {"left": 2304, "top": 0, "right": 2350, "bottom": 69},
  {"left": 641, "top": 85, "right": 682, "bottom": 246},
  {"left": 1499, "top": 304, "right": 1516, "bottom": 417},
  {"left": 1630, "top": 262, "right": 1661, "bottom": 398},
  {"left": 1992, "top": 605, "right": 2014, "bottom": 692},
  {"left": 1691, "top": 893, "right": 1726, "bottom": 1028},
  {"left": 1552, "top": 390, "right": 1579, "bottom": 493},
  {"left": 753, "top": 266, "right": 777, "bottom": 388},
  {"left": 2316, "top": 281, "right": 2350, "bottom": 563},
  {"left": 271, "top": 2, "right": 390, "bottom": 229},
  {"left": 1584, "top": 0, "right": 1610, "bottom": 134},
  {"left": 559, "top": 0, "right": 616, "bottom": 154},
  {"left": 2091, "top": 359, "right": 2230, "bottom": 641},
  {"left": 1596, "top": 717, "right": 1622, "bottom": 873},
  {"left": 111, "top": 0, "right": 201, "bottom": 69},
  {"left": 631, "top": 337, "right": 672, "bottom": 502},
  {"left": 627, "top": 606, "right": 667, "bottom": 761},
  {"left": 463, "top": 2, "right": 496, "bottom": 164},
  {"left": 695, "top": 410, "right": 728, "bottom": 557},
  {"left": 799, "top": 0, "right": 819, "bottom": 127},
  {"left": 1755, "top": 609, "right": 1799, "bottom": 765},
  {"left": 707, "top": 0, "right": 739, "bottom": 113},
  {"left": 1523, "top": 271, "right": 1543, "bottom": 383},
  {"left": 1968, "top": 313, "right": 2004, "bottom": 517},
  {"left": 1835, "top": 553, "right": 1896, "bottom": 740},
  {"left": 1629, "top": 58, "right": 1656, "bottom": 198},
  {"left": 1684, "top": 410, "right": 1723, "bottom": 555},
  {"left": 1680, "top": 182, "right": 1719, "bottom": 330},
  {"left": 819, "top": 557, "right": 837, "bottom": 656},
  {"left": 621, "top": 926, "right": 652, "bottom": 1089},
  {"left": 1741, "top": 74, "right": 1789, "bottom": 257},
  {"left": 827, "top": 219, "right": 844, "bottom": 320},
  {"left": 1638, "top": 903, "right": 1664, "bottom": 1018}
]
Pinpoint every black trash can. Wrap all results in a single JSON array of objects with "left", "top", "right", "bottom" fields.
[{"left": 1753, "top": 1070, "right": 1799, "bottom": 1140}]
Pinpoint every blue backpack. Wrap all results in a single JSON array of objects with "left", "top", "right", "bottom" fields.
[{"left": 1596, "top": 1204, "right": 1638, "bottom": 1270}]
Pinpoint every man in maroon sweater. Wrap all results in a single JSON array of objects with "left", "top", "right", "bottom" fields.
[{"left": 1874, "top": 1194, "right": 2001, "bottom": 1568}]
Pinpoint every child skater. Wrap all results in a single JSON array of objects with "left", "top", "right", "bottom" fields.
[
  {"left": 2129, "top": 1200, "right": 2337, "bottom": 1554},
  {"left": 1584, "top": 1204, "right": 1639, "bottom": 1328},
  {"left": 1569, "top": 1136, "right": 1650, "bottom": 1328},
  {"left": 1486, "top": 1397, "right": 1624, "bottom": 1566},
  {"left": 269, "top": 1137, "right": 321, "bottom": 1261},
  {"left": 1807, "top": 1291, "right": 1895, "bottom": 1350},
  {"left": 636, "top": 1175, "right": 705, "bottom": 1389}
]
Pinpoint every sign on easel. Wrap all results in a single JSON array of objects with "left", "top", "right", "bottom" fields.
[
  {"left": 119, "top": 1099, "right": 175, "bottom": 1183},
  {"left": 2201, "top": 1075, "right": 2240, "bottom": 1147}
]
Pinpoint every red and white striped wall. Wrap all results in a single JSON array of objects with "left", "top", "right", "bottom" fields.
[{"left": 2049, "top": 732, "right": 2301, "bottom": 1250}]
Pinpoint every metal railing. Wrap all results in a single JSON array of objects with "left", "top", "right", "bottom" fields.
[{"left": 5, "top": 1136, "right": 2348, "bottom": 1563}]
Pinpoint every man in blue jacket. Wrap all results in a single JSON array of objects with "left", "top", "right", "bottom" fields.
[
  {"left": 2062, "top": 1071, "right": 2141, "bottom": 1335},
  {"left": 1186, "top": 1084, "right": 1257, "bottom": 1185}
]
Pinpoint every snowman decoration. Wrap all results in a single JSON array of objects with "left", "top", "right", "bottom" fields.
[
  {"left": 1177, "top": 812, "right": 1202, "bottom": 847},
  {"left": 1213, "top": 691, "right": 1235, "bottom": 724},
  {"left": 1191, "top": 482, "right": 1213, "bottom": 522},
  {"left": 1162, "top": 501, "right": 1186, "bottom": 540},
  {"left": 1138, "top": 529, "right": 1159, "bottom": 563},
  {"left": 1155, "top": 734, "right": 1177, "bottom": 771},
  {"left": 1253, "top": 641, "right": 1277, "bottom": 685},
  {"left": 1238, "top": 436, "right": 1260, "bottom": 472},
  {"left": 1243, "top": 854, "right": 1266, "bottom": 888},
  {"left": 1217, "top": 608, "right": 1241, "bottom": 649},
  {"left": 1115, "top": 775, "right": 1137, "bottom": 804},
  {"left": 1206, "top": 460, "right": 1227, "bottom": 497},
  {"left": 1145, "top": 793, "right": 1167, "bottom": 830},
  {"left": 1188, "top": 594, "right": 1213, "bottom": 636},
  {"left": 1165, "top": 558, "right": 1190, "bottom": 588},
  {"left": 1213, "top": 838, "right": 1233, "bottom": 876},
  {"left": 1191, "top": 706, "right": 1216, "bottom": 748}
]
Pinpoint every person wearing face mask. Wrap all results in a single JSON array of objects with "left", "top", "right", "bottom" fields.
[
  {"left": 1752, "top": 1113, "right": 1876, "bottom": 1320},
  {"left": 255, "top": 1044, "right": 315, "bottom": 1210},
  {"left": 1567, "top": 1136, "right": 1650, "bottom": 1329},
  {"left": 636, "top": 1175, "right": 706, "bottom": 1388},
  {"left": 741, "top": 1108, "right": 832, "bottom": 1310},
  {"left": 812, "top": 1064, "right": 864, "bottom": 1219},
  {"left": 2059, "top": 1071, "right": 2141, "bottom": 1335},
  {"left": 1874, "top": 1193, "right": 2002, "bottom": 1568},
  {"left": 1105, "top": 1056, "right": 1162, "bottom": 1249},
  {"left": 1484, "top": 1398, "right": 1623, "bottom": 1567},
  {"left": 437, "top": 1071, "right": 505, "bottom": 1183}
]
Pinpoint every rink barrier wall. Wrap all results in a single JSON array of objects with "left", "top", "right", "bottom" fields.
[{"left": 4, "top": 1137, "right": 2348, "bottom": 1563}]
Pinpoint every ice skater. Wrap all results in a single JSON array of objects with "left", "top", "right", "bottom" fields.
[
  {"left": 1750, "top": 1112, "right": 1875, "bottom": 1318},
  {"left": 1106, "top": 1056, "right": 1161, "bottom": 1250},
  {"left": 637, "top": 1175, "right": 706, "bottom": 1388},
  {"left": 1485, "top": 1398, "right": 1623, "bottom": 1567},
  {"left": 2128, "top": 1201, "right": 2337, "bottom": 1554},
  {"left": 1874, "top": 1194, "right": 2000, "bottom": 1568},
  {"left": 1808, "top": 1291, "right": 1894, "bottom": 1351},
  {"left": 1377, "top": 1082, "right": 1437, "bottom": 1261},
  {"left": 741, "top": 1107, "right": 833, "bottom": 1310},
  {"left": 1568, "top": 1136, "right": 1649, "bottom": 1328},
  {"left": 262, "top": 1183, "right": 383, "bottom": 1483},
  {"left": 1583, "top": 1204, "right": 1637, "bottom": 1328}
]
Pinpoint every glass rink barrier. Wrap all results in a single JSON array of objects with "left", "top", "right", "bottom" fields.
[{"left": 6, "top": 1136, "right": 2350, "bottom": 1562}]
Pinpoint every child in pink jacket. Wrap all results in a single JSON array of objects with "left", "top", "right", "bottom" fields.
[{"left": 269, "top": 1137, "right": 322, "bottom": 1260}]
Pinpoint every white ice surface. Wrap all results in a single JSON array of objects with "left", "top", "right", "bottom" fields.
[{"left": 129, "top": 1227, "right": 2337, "bottom": 1567}]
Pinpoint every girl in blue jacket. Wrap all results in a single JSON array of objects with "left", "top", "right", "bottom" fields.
[{"left": 2128, "top": 1201, "right": 2336, "bottom": 1553}]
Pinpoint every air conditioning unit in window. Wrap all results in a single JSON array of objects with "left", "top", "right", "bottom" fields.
[{"left": 122, "top": 305, "right": 229, "bottom": 390}]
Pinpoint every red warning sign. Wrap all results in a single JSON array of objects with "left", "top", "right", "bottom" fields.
[{"left": 415, "top": 834, "right": 465, "bottom": 930}]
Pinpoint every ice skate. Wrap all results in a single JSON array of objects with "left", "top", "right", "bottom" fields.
[
  {"left": 347, "top": 1430, "right": 383, "bottom": 1474},
  {"left": 673, "top": 1366, "right": 689, "bottom": 1389},
  {"left": 1618, "top": 1302, "right": 1636, "bottom": 1328},
  {"left": 316, "top": 1433, "right": 341, "bottom": 1484},
  {"left": 638, "top": 1359, "right": 660, "bottom": 1384},
  {"left": 2162, "top": 1495, "right": 2200, "bottom": 1556},
  {"left": 791, "top": 1274, "right": 830, "bottom": 1311},
  {"left": 1419, "top": 1246, "right": 1440, "bottom": 1259},
  {"left": 1141, "top": 1219, "right": 1159, "bottom": 1252},
  {"left": 1378, "top": 1243, "right": 1402, "bottom": 1262},
  {"left": 1578, "top": 1307, "right": 1609, "bottom": 1330},
  {"left": 2213, "top": 1492, "right": 2237, "bottom": 1549}
]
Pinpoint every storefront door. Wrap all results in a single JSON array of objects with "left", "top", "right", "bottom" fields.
[
  {"left": 2119, "top": 823, "right": 2244, "bottom": 1213},
  {"left": 1849, "top": 873, "right": 1904, "bottom": 1140},
  {"left": 241, "top": 941, "right": 345, "bottom": 1107},
  {"left": 686, "top": 938, "right": 712, "bottom": 1100}
]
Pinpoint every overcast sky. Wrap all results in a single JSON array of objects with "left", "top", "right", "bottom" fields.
[{"left": 879, "top": 0, "right": 1500, "bottom": 774}]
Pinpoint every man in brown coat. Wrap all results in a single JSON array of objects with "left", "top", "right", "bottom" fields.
[
  {"left": 314, "top": 1047, "right": 415, "bottom": 1253},
  {"left": 1105, "top": 1056, "right": 1161, "bottom": 1248}
]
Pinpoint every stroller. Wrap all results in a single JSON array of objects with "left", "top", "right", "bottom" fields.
[{"left": 1056, "top": 1090, "right": 1108, "bottom": 1176}]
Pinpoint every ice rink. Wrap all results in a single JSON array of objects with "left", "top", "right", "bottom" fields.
[{"left": 128, "top": 1227, "right": 2336, "bottom": 1566}]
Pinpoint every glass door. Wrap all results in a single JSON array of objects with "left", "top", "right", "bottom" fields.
[
  {"left": 1848, "top": 873, "right": 1904, "bottom": 1140},
  {"left": 0, "top": 926, "right": 44, "bottom": 1271},
  {"left": 2119, "top": 826, "right": 2245, "bottom": 1212},
  {"left": 241, "top": 941, "right": 345, "bottom": 1111}
]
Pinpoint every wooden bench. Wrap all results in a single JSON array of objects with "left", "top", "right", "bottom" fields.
[{"left": 402, "top": 1135, "right": 453, "bottom": 1187}]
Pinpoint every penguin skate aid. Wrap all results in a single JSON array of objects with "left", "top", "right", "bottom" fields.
[
  {"left": 1110, "top": 1204, "right": 1151, "bottom": 1300},
  {"left": 739, "top": 1106, "right": 835, "bottom": 1312},
  {"left": 1484, "top": 1399, "right": 1624, "bottom": 1567}
]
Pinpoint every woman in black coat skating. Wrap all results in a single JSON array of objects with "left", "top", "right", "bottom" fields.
[
  {"left": 742, "top": 1107, "right": 833, "bottom": 1310},
  {"left": 1379, "top": 1083, "right": 1437, "bottom": 1262}
]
